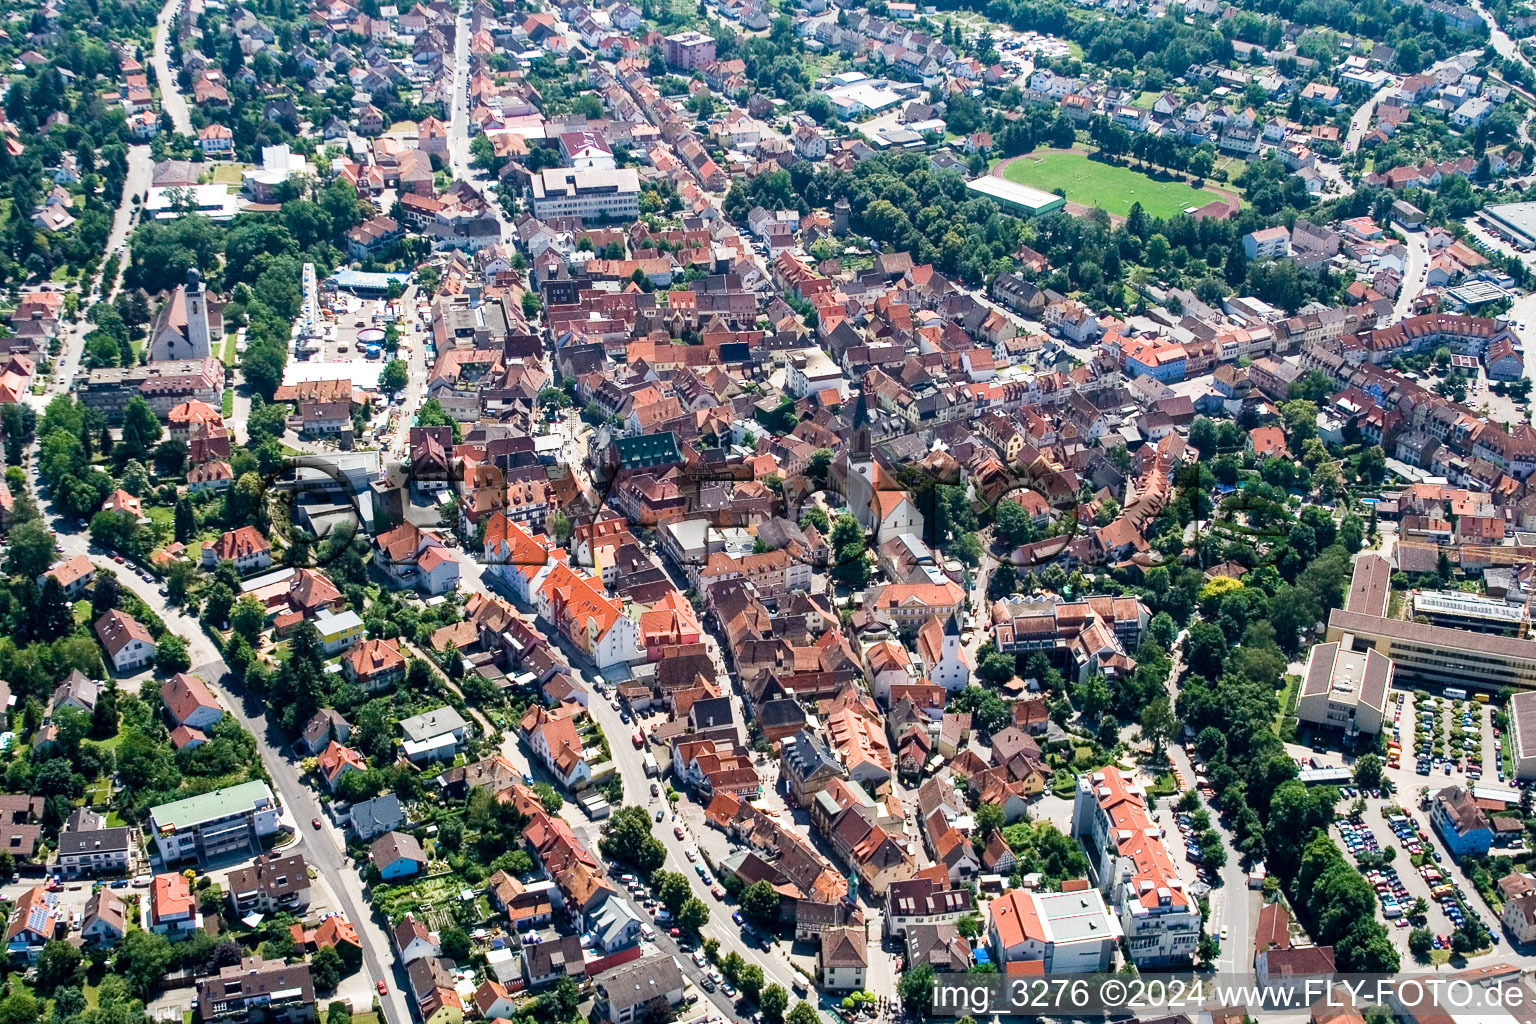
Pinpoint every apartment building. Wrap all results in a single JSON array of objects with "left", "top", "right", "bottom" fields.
[
  {"left": 148, "top": 780, "right": 280, "bottom": 864},
  {"left": 196, "top": 957, "right": 316, "bottom": 1024},
  {"left": 57, "top": 808, "right": 133, "bottom": 879},
  {"left": 1071, "top": 767, "right": 1202, "bottom": 967},
  {"left": 226, "top": 852, "right": 312, "bottom": 916}
]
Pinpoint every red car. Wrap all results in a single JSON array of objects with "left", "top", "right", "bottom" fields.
[
  {"left": 377, "top": 980, "right": 388, "bottom": 995},
  {"left": 312, "top": 818, "right": 322, "bottom": 829},
  {"left": 113, "top": 555, "right": 124, "bottom": 563}
]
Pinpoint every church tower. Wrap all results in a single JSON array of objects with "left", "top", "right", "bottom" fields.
[
  {"left": 846, "top": 393, "right": 877, "bottom": 530},
  {"left": 184, "top": 269, "right": 212, "bottom": 360},
  {"left": 149, "top": 269, "right": 214, "bottom": 362}
]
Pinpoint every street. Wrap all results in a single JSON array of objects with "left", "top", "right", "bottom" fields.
[{"left": 153, "top": 0, "right": 193, "bottom": 137}]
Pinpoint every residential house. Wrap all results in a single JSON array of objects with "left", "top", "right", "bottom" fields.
[
  {"left": 371, "top": 831, "right": 428, "bottom": 880},
  {"left": 227, "top": 852, "right": 312, "bottom": 916}
]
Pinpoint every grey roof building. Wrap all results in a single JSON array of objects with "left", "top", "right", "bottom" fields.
[
  {"left": 349, "top": 794, "right": 404, "bottom": 841},
  {"left": 780, "top": 728, "right": 846, "bottom": 806},
  {"left": 594, "top": 954, "right": 686, "bottom": 1024}
]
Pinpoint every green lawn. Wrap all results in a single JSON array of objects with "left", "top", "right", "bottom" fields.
[
  {"left": 1000, "top": 151, "right": 1217, "bottom": 219},
  {"left": 222, "top": 332, "right": 238, "bottom": 366},
  {"left": 209, "top": 163, "right": 249, "bottom": 185},
  {"left": 223, "top": 387, "right": 235, "bottom": 417}
]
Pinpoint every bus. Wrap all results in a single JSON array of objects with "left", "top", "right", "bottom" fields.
[{"left": 1445, "top": 687, "right": 1468, "bottom": 700}]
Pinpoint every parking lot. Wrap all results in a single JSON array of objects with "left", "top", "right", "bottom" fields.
[{"left": 1300, "top": 685, "right": 1515, "bottom": 961}]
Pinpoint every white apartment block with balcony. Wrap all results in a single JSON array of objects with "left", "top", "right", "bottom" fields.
[{"left": 1071, "top": 766, "right": 1202, "bottom": 967}]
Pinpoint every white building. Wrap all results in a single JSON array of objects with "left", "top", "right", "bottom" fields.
[
  {"left": 784, "top": 346, "right": 848, "bottom": 399},
  {"left": 529, "top": 168, "right": 641, "bottom": 221},
  {"left": 1071, "top": 767, "right": 1202, "bottom": 967},
  {"left": 147, "top": 780, "right": 280, "bottom": 864},
  {"left": 1508, "top": 689, "right": 1536, "bottom": 781},
  {"left": 399, "top": 706, "right": 468, "bottom": 763},
  {"left": 989, "top": 887, "right": 1119, "bottom": 973},
  {"left": 1296, "top": 641, "right": 1391, "bottom": 737},
  {"left": 1243, "top": 226, "right": 1292, "bottom": 260}
]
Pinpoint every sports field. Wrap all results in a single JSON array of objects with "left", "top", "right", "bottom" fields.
[{"left": 999, "top": 150, "right": 1217, "bottom": 220}]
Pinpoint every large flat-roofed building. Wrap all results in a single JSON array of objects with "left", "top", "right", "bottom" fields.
[
  {"left": 1297, "top": 641, "right": 1392, "bottom": 736},
  {"left": 1481, "top": 202, "right": 1536, "bottom": 248},
  {"left": 965, "top": 176, "right": 1067, "bottom": 217},
  {"left": 1326, "top": 608, "right": 1536, "bottom": 692},
  {"left": 1413, "top": 590, "right": 1526, "bottom": 635},
  {"left": 529, "top": 168, "right": 640, "bottom": 221},
  {"left": 1413, "top": 592, "right": 1523, "bottom": 632},
  {"left": 148, "top": 781, "right": 280, "bottom": 864},
  {"left": 1510, "top": 690, "right": 1536, "bottom": 781},
  {"left": 662, "top": 30, "right": 716, "bottom": 70},
  {"left": 79, "top": 357, "right": 223, "bottom": 422}
]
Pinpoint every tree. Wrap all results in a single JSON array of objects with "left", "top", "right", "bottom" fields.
[
  {"left": 117, "top": 929, "right": 175, "bottom": 998},
  {"left": 230, "top": 595, "right": 269, "bottom": 644},
  {"left": 739, "top": 962, "right": 764, "bottom": 1001},
  {"left": 1148, "top": 611, "right": 1178, "bottom": 649},
  {"left": 740, "top": 879, "right": 781, "bottom": 925},
  {"left": 174, "top": 497, "right": 196, "bottom": 545},
  {"left": 786, "top": 1002, "right": 821, "bottom": 1024},
  {"left": 156, "top": 634, "right": 191, "bottom": 674},
  {"left": 1071, "top": 674, "right": 1111, "bottom": 721},
  {"left": 973, "top": 803, "right": 1005, "bottom": 837},
  {"left": 653, "top": 871, "right": 693, "bottom": 914},
  {"left": 379, "top": 359, "right": 408, "bottom": 393},
  {"left": 1354, "top": 753, "right": 1384, "bottom": 791},
  {"left": 310, "top": 946, "right": 344, "bottom": 991},
  {"left": 898, "top": 963, "right": 936, "bottom": 1017},
  {"left": 761, "top": 984, "right": 789, "bottom": 1024},
  {"left": 599, "top": 806, "right": 666, "bottom": 874},
  {"left": 533, "top": 782, "right": 563, "bottom": 813},
  {"left": 6, "top": 520, "right": 55, "bottom": 578},
  {"left": 1196, "top": 830, "right": 1227, "bottom": 870},
  {"left": 35, "top": 939, "right": 83, "bottom": 988},
  {"left": 1183, "top": 621, "right": 1229, "bottom": 679},
  {"left": 120, "top": 396, "right": 163, "bottom": 462},
  {"left": 678, "top": 896, "right": 710, "bottom": 933},
  {"left": 1280, "top": 399, "right": 1320, "bottom": 447},
  {"left": 977, "top": 647, "right": 1015, "bottom": 686},
  {"left": 993, "top": 498, "right": 1034, "bottom": 548},
  {"left": 90, "top": 683, "right": 120, "bottom": 739},
  {"left": 440, "top": 926, "right": 471, "bottom": 962},
  {"left": 1140, "top": 695, "right": 1176, "bottom": 754},
  {"left": 1409, "top": 927, "right": 1432, "bottom": 958},
  {"left": 549, "top": 511, "right": 572, "bottom": 544}
]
